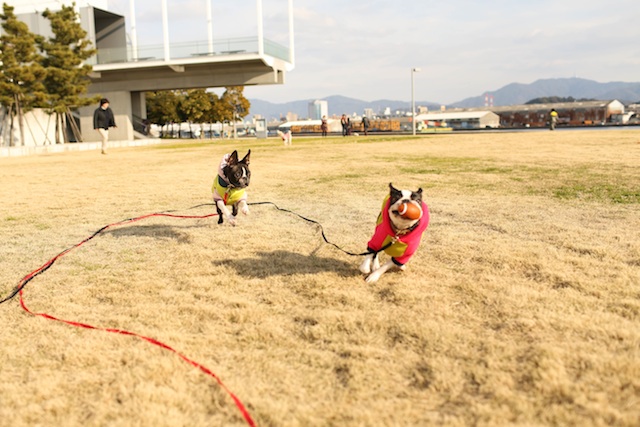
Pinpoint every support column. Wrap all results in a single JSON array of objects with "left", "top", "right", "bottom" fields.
[
  {"left": 207, "top": 0, "right": 213, "bottom": 54},
  {"left": 288, "top": 0, "right": 294, "bottom": 66},
  {"left": 130, "top": 0, "right": 138, "bottom": 61},
  {"left": 131, "top": 91, "right": 147, "bottom": 120},
  {"left": 79, "top": 91, "right": 134, "bottom": 143},
  {"left": 162, "top": 0, "right": 170, "bottom": 61},
  {"left": 257, "top": 0, "right": 264, "bottom": 55}
]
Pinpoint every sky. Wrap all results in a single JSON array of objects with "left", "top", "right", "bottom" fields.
[{"left": 104, "top": 0, "right": 640, "bottom": 104}]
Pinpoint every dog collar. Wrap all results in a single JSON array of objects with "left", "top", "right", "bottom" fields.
[{"left": 392, "top": 220, "right": 421, "bottom": 237}]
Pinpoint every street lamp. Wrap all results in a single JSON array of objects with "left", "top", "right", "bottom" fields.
[{"left": 411, "top": 67, "right": 421, "bottom": 136}]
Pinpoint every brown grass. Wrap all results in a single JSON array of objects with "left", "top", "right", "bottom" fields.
[{"left": 1, "top": 130, "right": 639, "bottom": 426}]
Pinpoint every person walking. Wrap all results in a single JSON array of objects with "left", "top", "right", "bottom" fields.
[
  {"left": 361, "top": 115, "right": 370, "bottom": 136},
  {"left": 93, "top": 98, "right": 116, "bottom": 154},
  {"left": 321, "top": 115, "right": 328, "bottom": 137},
  {"left": 549, "top": 108, "right": 558, "bottom": 131}
]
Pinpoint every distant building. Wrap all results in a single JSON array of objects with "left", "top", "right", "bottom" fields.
[
  {"left": 363, "top": 108, "right": 374, "bottom": 118},
  {"left": 415, "top": 111, "right": 500, "bottom": 129},
  {"left": 308, "top": 100, "right": 328, "bottom": 120},
  {"left": 286, "top": 112, "right": 299, "bottom": 122},
  {"left": 485, "top": 100, "right": 624, "bottom": 127}
]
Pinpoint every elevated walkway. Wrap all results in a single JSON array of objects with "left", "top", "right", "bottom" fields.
[{"left": 12, "top": 2, "right": 295, "bottom": 146}]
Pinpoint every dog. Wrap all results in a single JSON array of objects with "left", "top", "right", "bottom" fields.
[
  {"left": 360, "top": 183, "right": 429, "bottom": 283},
  {"left": 277, "top": 129, "right": 292, "bottom": 146},
  {"left": 211, "top": 150, "right": 251, "bottom": 226}
]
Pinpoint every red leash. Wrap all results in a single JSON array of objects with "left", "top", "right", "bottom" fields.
[{"left": 13, "top": 208, "right": 256, "bottom": 427}]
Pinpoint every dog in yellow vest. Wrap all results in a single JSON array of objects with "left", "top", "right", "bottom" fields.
[{"left": 212, "top": 150, "right": 251, "bottom": 225}]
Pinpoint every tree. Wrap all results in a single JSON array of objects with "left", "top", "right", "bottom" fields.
[
  {"left": 202, "top": 91, "right": 221, "bottom": 138},
  {"left": 39, "top": 3, "right": 98, "bottom": 143},
  {"left": 218, "top": 86, "right": 250, "bottom": 138},
  {"left": 0, "top": 3, "right": 47, "bottom": 146},
  {"left": 180, "top": 89, "right": 212, "bottom": 138},
  {"left": 146, "top": 90, "right": 180, "bottom": 137},
  {"left": 525, "top": 96, "right": 597, "bottom": 105}
]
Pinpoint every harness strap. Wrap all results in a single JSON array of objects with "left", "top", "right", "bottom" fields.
[{"left": 392, "top": 219, "right": 421, "bottom": 236}]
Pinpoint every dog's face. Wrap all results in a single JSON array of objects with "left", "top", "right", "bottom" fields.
[
  {"left": 388, "top": 182, "right": 423, "bottom": 230},
  {"left": 224, "top": 150, "right": 251, "bottom": 188}
]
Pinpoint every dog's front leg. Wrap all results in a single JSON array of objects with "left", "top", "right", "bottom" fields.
[
  {"left": 216, "top": 200, "right": 236, "bottom": 226},
  {"left": 237, "top": 200, "right": 250, "bottom": 216},
  {"left": 372, "top": 253, "right": 380, "bottom": 272},
  {"left": 365, "top": 260, "right": 397, "bottom": 283},
  {"left": 359, "top": 253, "right": 376, "bottom": 275}
]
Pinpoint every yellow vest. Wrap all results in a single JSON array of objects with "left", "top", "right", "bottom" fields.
[{"left": 212, "top": 176, "right": 247, "bottom": 205}]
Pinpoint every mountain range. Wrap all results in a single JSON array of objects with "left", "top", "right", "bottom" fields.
[{"left": 249, "top": 78, "right": 640, "bottom": 120}]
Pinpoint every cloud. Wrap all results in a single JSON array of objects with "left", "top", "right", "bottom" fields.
[{"left": 107, "top": 0, "right": 640, "bottom": 104}]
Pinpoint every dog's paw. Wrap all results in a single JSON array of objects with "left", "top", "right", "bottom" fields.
[
  {"left": 227, "top": 216, "right": 237, "bottom": 226},
  {"left": 372, "top": 256, "right": 381, "bottom": 272},
  {"left": 359, "top": 257, "right": 372, "bottom": 274},
  {"left": 365, "top": 270, "right": 383, "bottom": 283},
  {"left": 241, "top": 205, "right": 249, "bottom": 216}
]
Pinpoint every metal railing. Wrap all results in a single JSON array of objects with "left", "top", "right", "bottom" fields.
[
  {"left": 89, "top": 37, "right": 290, "bottom": 65},
  {"left": 132, "top": 114, "right": 149, "bottom": 136}
]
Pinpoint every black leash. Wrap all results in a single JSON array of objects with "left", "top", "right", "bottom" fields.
[
  {"left": 246, "top": 201, "right": 383, "bottom": 257},
  {"left": 0, "top": 201, "right": 385, "bottom": 306}
]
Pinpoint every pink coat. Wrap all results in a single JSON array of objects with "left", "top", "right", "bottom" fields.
[{"left": 367, "top": 197, "right": 429, "bottom": 266}]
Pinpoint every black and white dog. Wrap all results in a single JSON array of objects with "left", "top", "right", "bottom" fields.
[
  {"left": 211, "top": 150, "right": 251, "bottom": 226},
  {"left": 360, "top": 183, "right": 429, "bottom": 283}
]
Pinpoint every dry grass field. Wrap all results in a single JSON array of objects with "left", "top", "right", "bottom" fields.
[{"left": 1, "top": 130, "right": 639, "bottom": 426}]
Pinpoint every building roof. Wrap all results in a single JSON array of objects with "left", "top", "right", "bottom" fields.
[
  {"left": 13, "top": 0, "right": 108, "bottom": 14},
  {"left": 415, "top": 111, "right": 498, "bottom": 121},
  {"left": 456, "top": 100, "right": 621, "bottom": 113}
]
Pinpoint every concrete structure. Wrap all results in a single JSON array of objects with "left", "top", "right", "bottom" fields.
[
  {"left": 3, "top": 0, "right": 295, "bottom": 147},
  {"left": 415, "top": 111, "right": 500, "bottom": 129},
  {"left": 308, "top": 100, "right": 328, "bottom": 120},
  {"left": 0, "top": 108, "right": 56, "bottom": 148}
]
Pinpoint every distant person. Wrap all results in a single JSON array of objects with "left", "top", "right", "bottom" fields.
[
  {"left": 340, "top": 114, "right": 348, "bottom": 136},
  {"left": 340, "top": 114, "right": 349, "bottom": 136},
  {"left": 321, "top": 115, "right": 328, "bottom": 137},
  {"left": 361, "top": 115, "right": 370, "bottom": 136},
  {"left": 346, "top": 116, "right": 352, "bottom": 135},
  {"left": 93, "top": 98, "right": 116, "bottom": 154},
  {"left": 142, "top": 118, "right": 150, "bottom": 135},
  {"left": 549, "top": 108, "right": 558, "bottom": 131}
]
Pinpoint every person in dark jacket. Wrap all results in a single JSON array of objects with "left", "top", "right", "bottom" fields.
[
  {"left": 93, "top": 98, "right": 116, "bottom": 154},
  {"left": 321, "top": 115, "right": 328, "bottom": 137},
  {"left": 361, "top": 116, "right": 370, "bottom": 136},
  {"left": 340, "top": 114, "right": 348, "bottom": 137}
]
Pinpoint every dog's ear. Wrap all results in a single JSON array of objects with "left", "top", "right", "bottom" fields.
[
  {"left": 240, "top": 150, "right": 251, "bottom": 166},
  {"left": 411, "top": 188, "right": 423, "bottom": 203},
  {"left": 228, "top": 150, "right": 239, "bottom": 165},
  {"left": 389, "top": 183, "right": 403, "bottom": 204}
]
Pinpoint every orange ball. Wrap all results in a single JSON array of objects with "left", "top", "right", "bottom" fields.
[{"left": 398, "top": 202, "right": 422, "bottom": 220}]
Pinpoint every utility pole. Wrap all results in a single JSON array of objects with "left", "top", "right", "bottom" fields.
[{"left": 411, "top": 67, "right": 421, "bottom": 136}]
